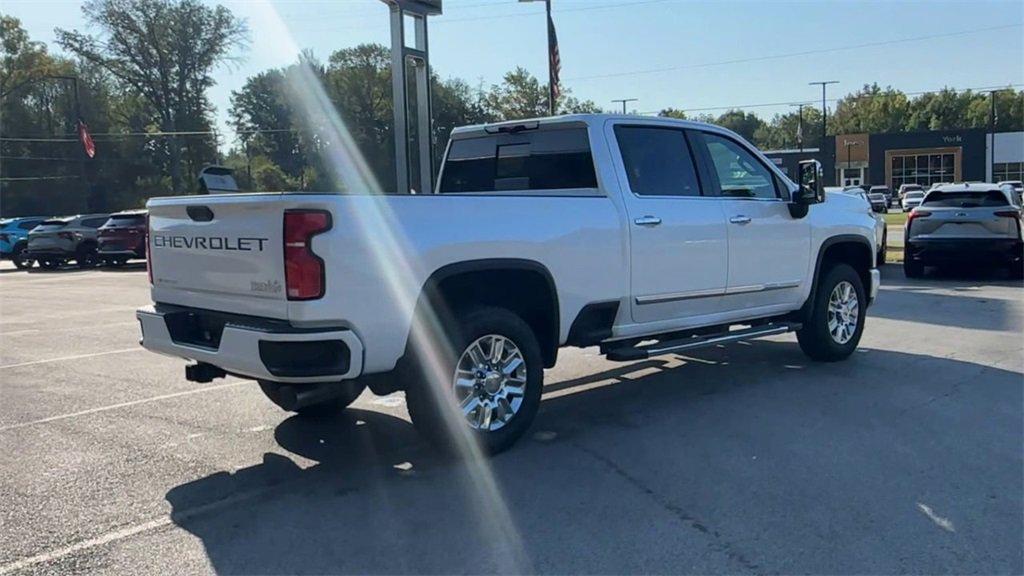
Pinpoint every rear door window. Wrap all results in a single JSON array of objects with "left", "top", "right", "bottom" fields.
[
  {"left": 440, "top": 126, "right": 597, "bottom": 193},
  {"left": 614, "top": 126, "right": 702, "bottom": 197}
]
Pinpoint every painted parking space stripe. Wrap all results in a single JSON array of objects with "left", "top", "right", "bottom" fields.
[
  {"left": 0, "top": 379, "right": 248, "bottom": 433},
  {"left": 0, "top": 348, "right": 143, "bottom": 370}
]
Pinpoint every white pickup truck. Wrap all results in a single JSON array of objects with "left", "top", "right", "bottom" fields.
[{"left": 138, "top": 114, "right": 880, "bottom": 453}]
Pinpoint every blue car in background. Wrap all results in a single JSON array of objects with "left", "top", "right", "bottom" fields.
[{"left": 0, "top": 216, "right": 48, "bottom": 269}]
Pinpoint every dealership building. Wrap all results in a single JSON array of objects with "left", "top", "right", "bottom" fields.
[{"left": 764, "top": 129, "right": 1024, "bottom": 189}]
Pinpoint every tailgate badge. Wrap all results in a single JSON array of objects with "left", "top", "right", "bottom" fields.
[{"left": 251, "top": 279, "right": 282, "bottom": 294}]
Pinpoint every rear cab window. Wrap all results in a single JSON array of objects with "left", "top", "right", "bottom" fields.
[
  {"left": 440, "top": 124, "right": 598, "bottom": 194},
  {"left": 922, "top": 191, "right": 1010, "bottom": 208}
]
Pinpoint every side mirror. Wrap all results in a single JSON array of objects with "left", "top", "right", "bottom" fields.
[{"left": 796, "top": 159, "right": 824, "bottom": 205}]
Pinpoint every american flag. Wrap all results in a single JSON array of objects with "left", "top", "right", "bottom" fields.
[{"left": 548, "top": 11, "right": 561, "bottom": 108}]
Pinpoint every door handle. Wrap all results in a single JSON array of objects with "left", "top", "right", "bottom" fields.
[
  {"left": 729, "top": 215, "right": 752, "bottom": 225},
  {"left": 634, "top": 216, "right": 662, "bottom": 227}
]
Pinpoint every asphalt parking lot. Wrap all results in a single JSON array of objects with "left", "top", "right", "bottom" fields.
[{"left": 1, "top": 260, "right": 1021, "bottom": 575}]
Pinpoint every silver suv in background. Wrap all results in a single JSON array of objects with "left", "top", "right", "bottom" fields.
[
  {"left": 25, "top": 213, "right": 111, "bottom": 269},
  {"left": 869, "top": 185, "right": 893, "bottom": 208},
  {"left": 903, "top": 183, "right": 1023, "bottom": 278}
]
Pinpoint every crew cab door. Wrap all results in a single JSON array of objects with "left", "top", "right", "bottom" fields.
[
  {"left": 690, "top": 130, "right": 811, "bottom": 311},
  {"left": 608, "top": 124, "right": 729, "bottom": 324}
]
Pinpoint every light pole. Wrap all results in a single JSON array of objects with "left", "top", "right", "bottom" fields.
[
  {"left": 809, "top": 80, "right": 838, "bottom": 182},
  {"left": 520, "top": 0, "right": 556, "bottom": 115},
  {"left": 612, "top": 98, "right": 638, "bottom": 114}
]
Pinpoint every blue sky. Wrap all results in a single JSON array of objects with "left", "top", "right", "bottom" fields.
[{"left": 5, "top": 0, "right": 1023, "bottom": 147}]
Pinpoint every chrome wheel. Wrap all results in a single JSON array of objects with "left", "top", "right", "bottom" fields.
[
  {"left": 453, "top": 334, "right": 527, "bottom": 432},
  {"left": 827, "top": 280, "right": 859, "bottom": 345}
]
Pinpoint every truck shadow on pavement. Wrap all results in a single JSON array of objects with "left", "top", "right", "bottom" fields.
[{"left": 164, "top": 340, "right": 1023, "bottom": 575}]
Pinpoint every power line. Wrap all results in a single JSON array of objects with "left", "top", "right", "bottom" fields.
[
  {"left": 635, "top": 83, "right": 1024, "bottom": 116},
  {"left": 566, "top": 23, "right": 1023, "bottom": 82},
  {"left": 284, "top": 0, "right": 673, "bottom": 26}
]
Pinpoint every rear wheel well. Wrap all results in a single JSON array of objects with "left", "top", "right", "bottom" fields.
[{"left": 412, "top": 263, "right": 559, "bottom": 369}]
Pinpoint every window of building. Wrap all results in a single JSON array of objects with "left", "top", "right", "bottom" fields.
[
  {"left": 890, "top": 152, "right": 956, "bottom": 189},
  {"left": 994, "top": 162, "right": 1023, "bottom": 182},
  {"left": 439, "top": 127, "right": 597, "bottom": 193},
  {"left": 614, "top": 126, "right": 702, "bottom": 197}
]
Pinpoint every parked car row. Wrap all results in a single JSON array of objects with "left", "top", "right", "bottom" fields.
[{"left": 0, "top": 210, "right": 147, "bottom": 270}]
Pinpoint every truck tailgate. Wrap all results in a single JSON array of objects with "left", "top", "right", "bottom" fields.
[{"left": 148, "top": 194, "right": 295, "bottom": 319}]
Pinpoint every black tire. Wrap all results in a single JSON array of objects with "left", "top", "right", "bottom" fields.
[
  {"left": 258, "top": 380, "right": 366, "bottom": 416},
  {"left": 797, "top": 263, "right": 866, "bottom": 362},
  {"left": 903, "top": 255, "right": 924, "bottom": 278},
  {"left": 404, "top": 305, "right": 544, "bottom": 455},
  {"left": 39, "top": 258, "right": 61, "bottom": 270},
  {"left": 76, "top": 245, "right": 99, "bottom": 269},
  {"left": 877, "top": 232, "right": 887, "bottom": 265},
  {"left": 11, "top": 245, "right": 33, "bottom": 269}
]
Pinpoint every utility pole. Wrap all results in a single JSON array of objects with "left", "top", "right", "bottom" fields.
[
  {"left": 809, "top": 80, "right": 838, "bottom": 183},
  {"left": 989, "top": 89, "right": 997, "bottom": 181},
  {"left": 612, "top": 98, "right": 638, "bottom": 114}
]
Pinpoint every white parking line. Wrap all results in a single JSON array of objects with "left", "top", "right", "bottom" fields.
[
  {"left": 0, "top": 380, "right": 249, "bottom": 432},
  {"left": 1, "top": 320, "right": 138, "bottom": 337},
  {"left": 0, "top": 480, "right": 281, "bottom": 575},
  {"left": 0, "top": 348, "right": 143, "bottom": 370}
]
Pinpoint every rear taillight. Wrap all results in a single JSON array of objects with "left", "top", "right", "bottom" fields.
[
  {"left": 994, "top": 210, "right": 1021, "bottom": 219},
  {"left": 0, "top": 233, "right": 8, "bottom": 243},
  {"left": 284, "top": 210, "right": 331, "bottom": 300},
  {"left": 906, "top": 210, "right": 931, "bottom": 226},
  {"left": 57, "top": 231, "right": 74, "bottom": 241},
  {"left": 146, "top": 214, "right": 153, "bottom": 285}
]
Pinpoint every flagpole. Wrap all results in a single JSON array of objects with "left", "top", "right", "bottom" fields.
[{"left": 546, "top": 0, "right": 555, "bottom": 115}]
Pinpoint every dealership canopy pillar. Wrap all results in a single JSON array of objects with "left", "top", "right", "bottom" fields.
[{"left": 382, "top": 0, "right": 442, "bottom": 194}]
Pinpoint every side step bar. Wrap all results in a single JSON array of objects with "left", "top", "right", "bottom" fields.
[{"left": 604, "top": 322, "right": 801, "bottom": 362}]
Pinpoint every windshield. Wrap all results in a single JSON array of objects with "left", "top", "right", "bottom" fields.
[{"left": 922, "top": 191, "right": 1009, "bottom": 207}]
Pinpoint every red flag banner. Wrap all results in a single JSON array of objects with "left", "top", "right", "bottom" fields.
[
  {"left": 77, "top": 119, "right": 96, "bottom": 159},
  {"left": 548, "top": 12, "right": 561, "bottom": 107}
]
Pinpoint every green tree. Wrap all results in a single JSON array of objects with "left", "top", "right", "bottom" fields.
[
  {"left": 710, "top": 109, "right": 765, "bottom": 143},
  {"left": 831, "top": 83, "right": 910, "bottom": 134},
  {"left": 481, "top": 66, "right": 600, "bottom": 120},
  {"left": 752, "top": 106, "right": 825, "bottom": 150},
  {"left": 56, "top": 0, "right": 248, "bottom": 192},
  {"left": 964, "top": 88, "right": 1024, "bottom": 132},
  {"left": 657, "top": 108, "right": 687, "bottom": 120}
]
